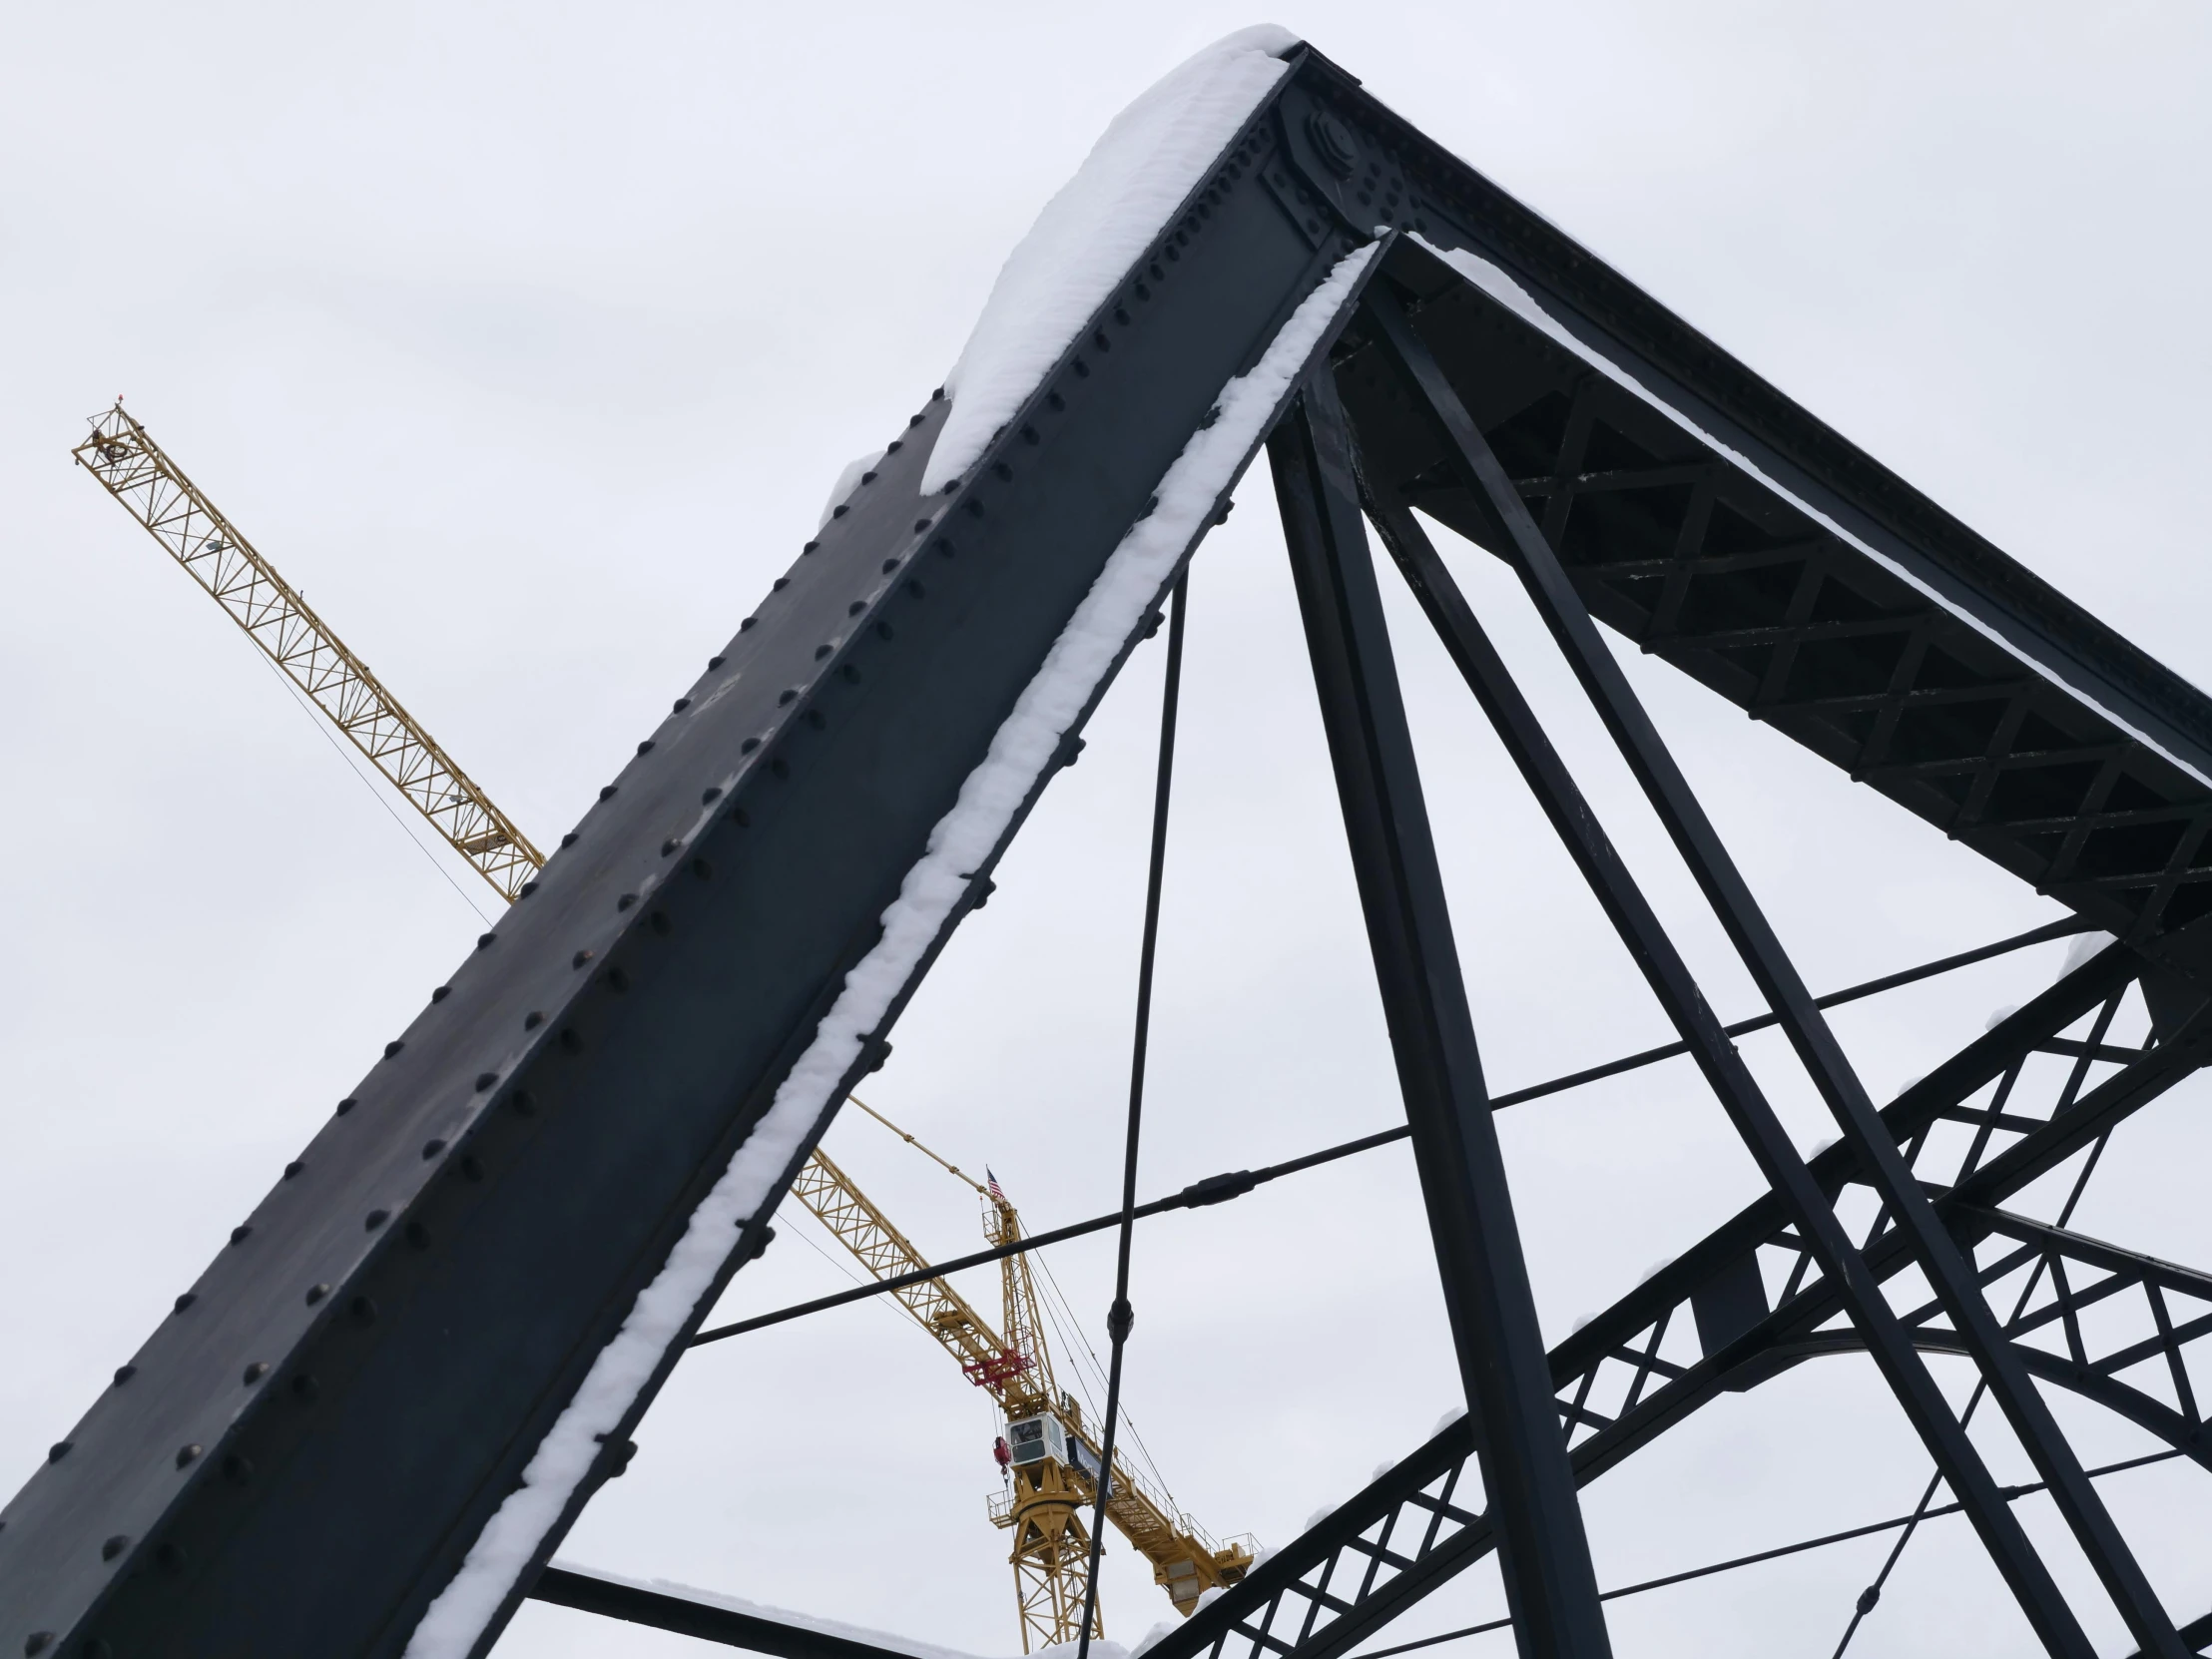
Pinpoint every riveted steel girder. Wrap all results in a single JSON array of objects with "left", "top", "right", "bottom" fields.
[
  {"left": 11, "top": 34, "right": 2212, "bottom": 1659},
  {"left": 1332, "top": 233, "right": 2212, "bottom": 960},
  {"left": 0, "top": 64, "right": 1365, "bottom": 1659}
]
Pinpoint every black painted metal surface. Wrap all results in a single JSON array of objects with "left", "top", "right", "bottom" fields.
[
  {"left": 9, "top": 34, "right": 2212, "bottom": 1659},
  {"left": 1139, "top": 947, "right": 2212, "bottom": 1659},
  {"left": 0, "top": 61, "right": 1354, "bottom": 1659},
  {"left": 1331, "top": 233, "right": 2212, "bottom": 961},
  {"left": 1362, "top": 284, "right": 2185, "bottom": 1657},
  {"left": 1348, "top": 334, "right": 2104, "bottom": 1656},
  {"left": 1271, "top": 375, "right": 1612, "bottom": 1659},
  {"left": 1279, "top": 55, "right": 2212, "bottom": 872}
]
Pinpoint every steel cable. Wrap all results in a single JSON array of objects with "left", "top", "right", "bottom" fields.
[
  {"left": 1832, "top": 989, "right": 2133, "bottom": 1656},
  {"left": 690, "top": 917, "right": 2081, "bottom": 1352},
  {"left": 1076, "top": 572, "right": 1188, "bottom": 1659}
]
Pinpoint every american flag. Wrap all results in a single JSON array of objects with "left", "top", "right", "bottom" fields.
[{"left": 986, "top": 1167, "right": 1005, "bottom": 1202}]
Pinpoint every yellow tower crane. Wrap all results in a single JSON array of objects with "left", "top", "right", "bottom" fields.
[
  {"left": 795, "top": 1104, "right": 1254, "bottom": 1647},
  {"left": 71, "top": 403, "right": 1255, "bottom": 1651}
]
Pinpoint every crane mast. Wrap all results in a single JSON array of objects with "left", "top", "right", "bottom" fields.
[{"left": 71, "top": 404, "right": 1252, "bottom": 1652}]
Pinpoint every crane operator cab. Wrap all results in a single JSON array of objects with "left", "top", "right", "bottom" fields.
[{"left": 1003, "top": 1412, "right": 1069, "bottom": 1469}]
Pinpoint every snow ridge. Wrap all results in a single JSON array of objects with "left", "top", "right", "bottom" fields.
[
  {"left": 401, "top": 240, "right": 1378, "bottom": 1659},
  {"left": 921, "top": 25, "right": 1300, "bottom": 494}
]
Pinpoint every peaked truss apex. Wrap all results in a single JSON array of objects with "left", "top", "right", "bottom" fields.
[{"left": 8, "top": 29, "right": 2209, "bottom": 1659}]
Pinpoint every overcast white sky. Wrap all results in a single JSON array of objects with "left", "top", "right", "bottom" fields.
[{"left": 3, "top": 4, "right": 2210, "bottom": 1657}]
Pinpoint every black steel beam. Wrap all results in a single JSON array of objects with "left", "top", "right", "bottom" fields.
[
  {"left": 1360, "top": 283, "right": 2188, "bottom": 1659},
  {"left": 1952, "top": 1000, "right": 2212, "bottom": 1210},
  {"left": 1148, "top": 1412, "right": 1483, "bottom": 1659},
  {"left": 11, "top": 36, "right": 2212, "bottom": 1659},
  {"left": 1561, "top": 999, "right": 2212, "bottom": 1490},
  {"left": 1322, "top": 230, "right": 2212, "bottom": 956},
  {"left": 1349, "top": 380, "right": 2106, "bottom": 1657},
  {"left": 2126, "top": 1611, "right": 2212, "bottom": 1659},
  {"left": 1269, "top": 370, "right": 1610, "bottom": 1659},
  {"left": 1144, "top": 968, "right": 2212, "bottom": 1659},
  {"left": 530, "top": 1566, "right": 929, "bottom": 1659},
  {"left": 1551, "top": 1006, "right": 2210, "bottom": 1459},
  {"left": 1277, "top": 59, "right": 2212, "bottom": 800},
  {"left": 0, "top": 70, "right": 1368, "bottom": 1658}
]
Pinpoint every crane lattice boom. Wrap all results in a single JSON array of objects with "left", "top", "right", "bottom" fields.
[
  {"left": 72, "top": 406, "right": 542, "bottom": 899},
  {"left": 789, "top": 1148, "right": 1028, "bottom": 1391}
]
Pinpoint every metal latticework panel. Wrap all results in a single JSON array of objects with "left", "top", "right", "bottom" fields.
[
  {"left": 71, "top": 408, "right": 544, "bottom": 901},
  {"left": 1335, "top": 235, "right": 2212, "bottom": 956}
]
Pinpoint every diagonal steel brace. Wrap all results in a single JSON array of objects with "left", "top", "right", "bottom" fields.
[
  {"left": 1270, "top": 371, "right": 1612, "bottom": 1659},
  {"left": 1359, "top": 283, "right": 2187, "bottom": 1659}
]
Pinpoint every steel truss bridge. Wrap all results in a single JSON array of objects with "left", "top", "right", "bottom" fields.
[{"left": 11, "top": 31, "right": 2212, "bottom": 1659}]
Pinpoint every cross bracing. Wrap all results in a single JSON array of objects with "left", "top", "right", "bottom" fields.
[
  {"left": 1134, "top": 953, "right": 2212, "bottom": 1659},
  {"left": 1334, "top": 271, "right": 2212, "bottom": 946},
  {"left": 8, "top": 26, "right": 2212, "bottom": 1659}
]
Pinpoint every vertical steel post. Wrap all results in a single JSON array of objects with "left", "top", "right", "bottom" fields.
[
  {"left": 1267, "top": 373, "right": 1612, "bottom": 1659},
  {"left": 1361, "top": 285, "right": 2185, "bottom": 1659}
]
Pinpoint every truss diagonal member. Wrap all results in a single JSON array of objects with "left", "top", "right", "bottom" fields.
[
  {"left": 1550, "top": 956, "right": 2146, "bottom": 1432},
  {"left": 1952, "top": 1207, "right": 2212, "bottom": 1403},
  {"left": 1155, "top": 953, "right": 2155, "bottom": 1659},
  {"left": 1142, "top": 802, "right": 2169, "bottom": 1659},
  {"left": 1574, "top": 1016, "right": 2212, "bottom": 1498},
  {"left": 1269, "top": 370, "right": 1611, "bottom": 1659},
  {"left": 1359, "top": 282, "right": 2188, "bottom": 1659},
  {"left": 1150, "top": 973, "right": 2211, "bottom": 1659},
  {"left": 1144, "top": 1421, "right": 1480, "bottom": 1659},
  {"left": 1348, "top": 334, "right": 2096, "bottom": 1659},
  {"left": 2122, "top": 1611, "right": 2212, "bottom": 1659},
  {"left": 1950, "top": 998, "right": 2212, "bottom": 1212}
]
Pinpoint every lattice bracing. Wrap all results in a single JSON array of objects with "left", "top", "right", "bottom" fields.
[
  {"left": 1339, "top": 285, "right": 2212, "bottom": 947},
  {"left": 1148, "top": 941, "right": 2212, "bottom": 1659},
  {"left": 1169, "top": 1430, "right": 1483, "bottom": 1659},
  {"left": 71, "top": 406, "right": 542, "bottom": 900},
  {"left": 1936, "top": 1209, "right": 2212, "bottom": 1459}
]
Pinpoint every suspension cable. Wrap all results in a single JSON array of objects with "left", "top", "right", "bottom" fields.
[
  {"left": 1832, "top": 985, "right": 2133, "bottom": 1656},
  {"left": 1490, "top": 915, "right": 2091, "bottom": 1111},
  {"left": 689, "top": 916, "right": 2091, "bottom": 1351},
  {"left": 689, "top": 1123, "right": 1407, "bottom": 1347},
  {"left": 1075, "top": 571, "right": 1187, "bottom": 1659},
  {"left": 1036, "top": 1247, "right": 1175, "bottom": 1501},
  {"left": 846, "top": 1094, "right": 991, "bottom": 1195}
]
